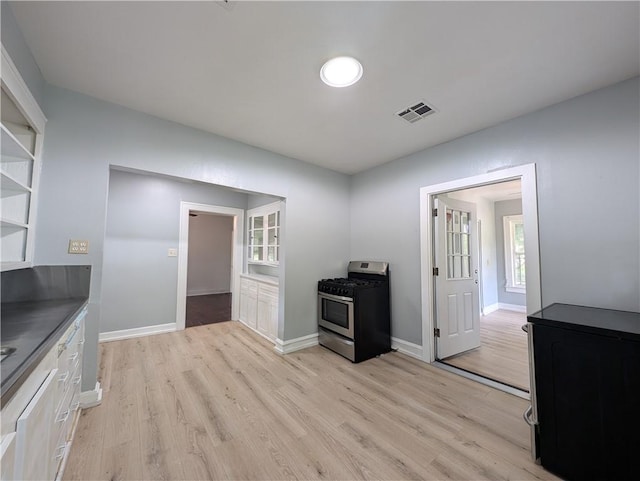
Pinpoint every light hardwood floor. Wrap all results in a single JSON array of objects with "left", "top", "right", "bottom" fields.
[
  {"left": 64, "top": 321, "right": 555, "bottom": 481},
  {"left": 441, "top": 309, "right": 530, "bottom": 391}
]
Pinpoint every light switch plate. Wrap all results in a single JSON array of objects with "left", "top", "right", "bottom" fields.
[
  {"left": 168, "top": 248, "right": 178, "bottom": 257},
  {"left": 68, "top": 240, "right": 89, "bottom": 254}
]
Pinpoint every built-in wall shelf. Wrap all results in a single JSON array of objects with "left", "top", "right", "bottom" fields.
[
  {"left": 1, "top": 45, "right": 46, "bottom": 271},
  {"left": 1, "top": 124, "right": 36, "bottom": 162},
  {"left": 1, "top": 219, "right": 29, "bottom": 229},
  {"left": 1, "top": 170, "right": 32, "bottom": 193}
]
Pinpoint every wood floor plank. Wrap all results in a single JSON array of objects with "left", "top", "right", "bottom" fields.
[
  {"left": 442, "top": 309, "right": 529, "bottom": 390},
  {"left": 64, "top": 320, "right": 557, "bottom": 481}
]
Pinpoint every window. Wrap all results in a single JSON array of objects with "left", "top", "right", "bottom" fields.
[
  {"left": 446, "top": 207, "right": 472, "bottom": 279},
  {"left": 503, "top": 215, "right": 525, "bottom": 293}
]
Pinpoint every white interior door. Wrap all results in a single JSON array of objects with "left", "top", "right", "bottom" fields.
[{"left": 435, "top": 196, "right": 480, "bottom": 359}]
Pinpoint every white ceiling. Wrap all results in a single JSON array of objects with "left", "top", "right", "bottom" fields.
[
  {"left": 448, "top": 179, "right": 522, "bottom": 203},
  {"left": 9, "top": 1, "right": 640, "bottom": 174}
]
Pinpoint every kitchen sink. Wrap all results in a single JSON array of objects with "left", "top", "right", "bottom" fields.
[{"left": 0, "top": 346, "right": 16, "bottom": 362}]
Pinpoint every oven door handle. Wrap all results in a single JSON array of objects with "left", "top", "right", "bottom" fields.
[{"left": 318, "top": 292, "right": 354, "bottom": 303}]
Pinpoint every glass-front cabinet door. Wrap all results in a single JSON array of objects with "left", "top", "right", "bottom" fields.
[
  {"left": 248, "top": 215, "right": 264, "bottom": 261},
  {"left": 247, "top": 203, "right": 280, "bottom": 265},
  {"left": 266, "top": 211, "right": 279, "bottom": 263}
]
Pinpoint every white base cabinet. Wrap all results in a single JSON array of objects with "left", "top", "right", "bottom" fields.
[
  {"left": 0, "top": 433, "right": 17, "bottom": 481},
  {"left": 14, "top": 369, "right": 58, "bottom": 481},
  {"left": 257, "top": 284, "right": 278, "bottom": 340},
  {"left": 239, "top": 278, "right": 258, "bottom": 329},
  {"left": 0, "top": 307, "right": 85, "bottom": 481},
  {"left": 239, "top": 275, "right": 279, "bottom": 342}
]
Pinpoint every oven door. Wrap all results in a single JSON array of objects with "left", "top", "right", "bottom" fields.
[{"left": 318, "top": 292, "right": 354, "bottom": 339}]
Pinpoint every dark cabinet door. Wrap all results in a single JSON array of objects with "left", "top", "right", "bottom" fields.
[{"left": 534, "top": 324, "right": 640, "bottom": 480}]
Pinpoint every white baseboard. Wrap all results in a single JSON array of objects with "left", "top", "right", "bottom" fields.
[
  {"left": 498, "top": 302, "right": 527, "bottom": 313},
  {"left": 274, "top": 333, "right": 319, "bottom": 355},
  {"left": 236, "top": 319, "right": 278, "bottom": 345},
  {"left": 391, "top": 337, "right": 424, "bottom": 360},
  {"left": 79, "top": 382, "right": 103, "bottom": 408},
  {"left": 187, "top": 289, "right": 229, "bottom": 297},
  {"left": 99, "top": 323, "right": 176, "bottom": 342},
  {"left": 483, "top": 303, "right": 500, "bottom": 315}
]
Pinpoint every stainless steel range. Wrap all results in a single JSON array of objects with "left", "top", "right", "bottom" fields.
[{"left": 318, "top": 261, "right": 391, "bottom": 363}]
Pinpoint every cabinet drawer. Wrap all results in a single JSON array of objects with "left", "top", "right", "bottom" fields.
[
  {"left": 53, "top": 365, "right": 71, "bottom": 415},
  {"left": 51, "top": 417, "right": 70, "bottom": 477},
  {"left": 55, "top": 321, "right": 83, "bottom": 410},
  {"left": 53, "top": 381, "right": 74, "bottom": 443},
  {"left": 53, "top": 364, "right": 81, "bottom": 443}
]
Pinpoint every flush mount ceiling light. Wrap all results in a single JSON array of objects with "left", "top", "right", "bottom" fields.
[{"left": 320, "top": 56, "right": 363, "bottom": 87}]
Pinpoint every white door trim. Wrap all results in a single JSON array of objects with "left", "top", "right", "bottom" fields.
[
  {"left": 177, "top": 202, "right": 245, "bottom": 330},
  {"left": 419, "top": 163, "right": 541, "bottom": 363}
]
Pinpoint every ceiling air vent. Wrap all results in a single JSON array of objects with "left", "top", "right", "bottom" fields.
[{"left": 397, "top": 101, "right": 435, "bottom": 124}]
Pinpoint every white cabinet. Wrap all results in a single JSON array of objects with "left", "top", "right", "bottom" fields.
[
  {"left": 239, "top": 276, "right": 279, "bottom": 342},
  {"left": 1, "top": 47, "right": 46, "bottom": 271},
  {"left": 14, "top": 369, "right": 58, "bottom": 481},
  {"left": 0, "top": 433, "right": 17, "bottom": 481},
  {"left": 240, "top": 277, "right": 258, "bottom": 329},
  {"left": 51, "top": 313, "right": 85, "bottom": 477},
  {"left": 257, "top": 284, "right": 278, "bottom": 341},
  {"left": 1, "top": 307, "right": 85, "bottom": 481},
  {"left": 247, "top": 202, "right": 281, "bottom": 265}
]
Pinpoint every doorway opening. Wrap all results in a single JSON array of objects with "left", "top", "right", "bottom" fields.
[
  {"left": 176, "top": 202, "right": 245, "bottom": 331},
  {"left": 185, "top": 211, "right": 234, "bottom": 327},
  {"left": 419, "top": 164, "right": 541, "bottom": 396},
  {"left": 433, "top": 180, "right": 529, "bottom": 391}
]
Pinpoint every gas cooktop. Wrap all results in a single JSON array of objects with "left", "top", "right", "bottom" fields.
[{"left": 318, "top": 277, "right": 384, "bottom": 297}]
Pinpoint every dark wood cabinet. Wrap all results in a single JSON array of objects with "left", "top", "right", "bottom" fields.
[{"left": 528, "top": 303, "right": 640, "bottom": 481}]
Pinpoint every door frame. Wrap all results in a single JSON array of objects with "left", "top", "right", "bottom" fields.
[
  {"left": 419, "top": 163, "right": 541, "bottom": 362},
  {"left": 176, "top": 202, "right": 245, "bottom": 330}
]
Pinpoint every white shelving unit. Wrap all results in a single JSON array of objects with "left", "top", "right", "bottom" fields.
[{"left": 1, "top": 45, "right": 46, "bottom": 271}]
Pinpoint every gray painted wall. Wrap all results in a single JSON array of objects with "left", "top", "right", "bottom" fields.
[
  {"left": 35, "top": 86, "right": 351, "bottom": 391},
  {"left": 350, "top": 77, "right": 640, "bottom": 345},
  {"left": 494, "top": 199, "right": 526, "bottom": 306},
  {"left": 187, "top": 214, "right": 234, "bottom": 296},
  {"left": 1, "top": 2, "right": 46, "bottom": 109},
  {"left": 247, "top": 194, "right": 282, "bottom": 209},
  {"left": 102, "top": 169, "right": 245, "bottom": 333}
]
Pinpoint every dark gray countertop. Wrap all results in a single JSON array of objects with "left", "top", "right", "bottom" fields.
[
  {"left": 528, "top": 303, "right": 640, "bottom": 340},
  {"left": 1, "top": 298, "right": 88, "bottom": 405}
]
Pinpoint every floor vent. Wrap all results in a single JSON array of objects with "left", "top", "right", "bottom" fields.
[{"left": 397, "top": 101, "right": 435, "bottom": 124}]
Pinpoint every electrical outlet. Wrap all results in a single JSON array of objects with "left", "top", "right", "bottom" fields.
[
  {"left": 168, "top": 248, "right": 178, "bottom": 257},
  {"left": 68, "top": 240, "right": 89, "bottom": 254}
]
